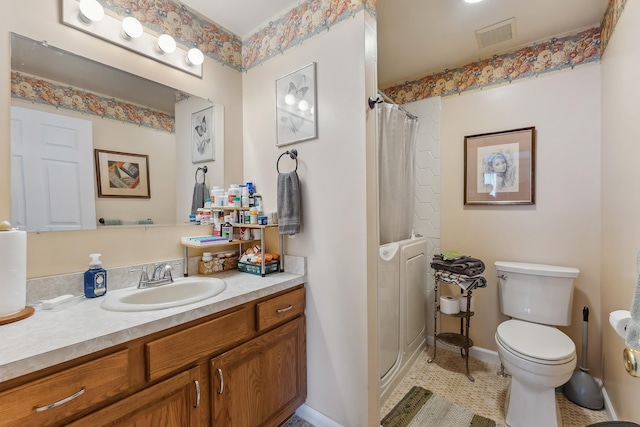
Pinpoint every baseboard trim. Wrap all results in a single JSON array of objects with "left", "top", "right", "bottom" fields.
[
  {"left": 295, "top": 404, "right": 343, "bottom": 427},
  {"left": 597, "top": 378, "right": 617, "bottom": 421},
  {"left": 426, "top": 335, "right": 500, "bottom": 365}
]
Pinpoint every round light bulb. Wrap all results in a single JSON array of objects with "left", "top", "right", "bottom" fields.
[
  {"left": 298, "top": 100, "right": 309, "bottom": 111},
  {"left": 186, "top": 48, "right": 204, "bottom": 66},
  {"left": 464, "top": 0, "right": 484, "bottom": 3},
  {"left": 79, "top": 0, "right": 104, "bottom": 23},
  {"left": 284, "top": 94, "right": 296, "bottom": 106},
  {"left": 122, "top": 17, "right": 143, "bottom": 39},
  {"left": 157, "top": 34, "right": 176, "bottom": 54}
]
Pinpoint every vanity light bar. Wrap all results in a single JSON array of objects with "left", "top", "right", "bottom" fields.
[{"left": 62, "top": 0, "right": 203, "bottom": 77}]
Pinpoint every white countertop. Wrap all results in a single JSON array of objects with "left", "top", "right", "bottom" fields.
[{"left": 0, "top": 269, "right": 306, "bottom": 383}]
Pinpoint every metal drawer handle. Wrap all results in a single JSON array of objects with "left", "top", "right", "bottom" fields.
[
  {"left": 217, "top": 368, "right": 224, "bottom": 394},
  {"left": 34, "top": 388, "right": 86, "bottom": 412},
  {"left": 276, "top": 304, "right": 293, "bottom": 313},
  {"left": 193, "top": 380, "right": 201, "bottom": 408}
]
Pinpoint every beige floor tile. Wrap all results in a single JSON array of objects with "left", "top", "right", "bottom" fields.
[
  {"left": 282, "top": 346, "right": 611, "bottom": 426},
  {"left": 381, "top": 347, "right": 611, "bottom": 427}
]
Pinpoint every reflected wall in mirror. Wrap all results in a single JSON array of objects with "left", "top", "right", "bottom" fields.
[{"left": 9, "top": 33, "right": 223, "bottom": 232}]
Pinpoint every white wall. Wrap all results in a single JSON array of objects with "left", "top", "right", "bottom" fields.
[
  {"left": 242, "top": 13, "right": 373, "bottom": 427},
  {"left": 600, "top": 0, "right": 640, "bottom": 421},
  {"left": 175, "top": 99, "right": 225, "bottom": 224},
  {"left": 440, "top": 65, "right": 603, "bottom": 375}
]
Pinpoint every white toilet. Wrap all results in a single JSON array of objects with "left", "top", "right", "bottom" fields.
[{"left": 495, "top": 261, "right": 579, "bottom": 427}]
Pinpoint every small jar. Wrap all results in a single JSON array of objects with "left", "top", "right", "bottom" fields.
[
  {"left": 202, "top": 252, "right": 213, "bottom": 262},
  {"left": 250, "top": 208, "right": 258, "bottom": 225},
  {"left": 201, "top": 209, "right": 212, "bottom": 224}
]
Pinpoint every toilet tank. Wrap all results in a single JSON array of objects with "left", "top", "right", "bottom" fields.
[{"left": 495, "top": 261, "right": 579, "bottom": 326}]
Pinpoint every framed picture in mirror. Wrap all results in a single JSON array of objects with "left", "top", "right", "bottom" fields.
[
  {"left": 464, "top": 127, "right": 535, "bottom": 205},
  {"left": 95, "top": 149, "right": 150, "bottom": 198},
  {"left": 276, "top": 62, "right": 317, "bottom": 146},
  {"left": 191, "top": 106, "right": 214, "bottom": 163}
]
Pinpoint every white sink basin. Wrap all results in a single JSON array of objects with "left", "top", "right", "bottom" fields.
[{"left": 101, "top": 277, "right": 227, "bottom": 312}]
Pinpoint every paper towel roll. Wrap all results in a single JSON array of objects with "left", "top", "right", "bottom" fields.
[
  {"left": 610, "top": 310, "right": 631, "bottom": 338},
  {"left": 0, "top": 229, "right": 27, "bottom": 317},
  {"left": 440, "top": 296, "right": 460, "bottom": 315},
  {"left": 460, "top": 295, "right": 475, "bottom": 312}
]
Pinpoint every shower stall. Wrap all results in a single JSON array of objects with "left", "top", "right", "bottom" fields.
[{"left": 375, "top": 95, "right": 427, "bottom": 403}]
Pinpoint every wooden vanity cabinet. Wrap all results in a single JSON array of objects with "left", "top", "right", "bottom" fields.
[
  {"left": 66, "top": 366, "right": 202, "bottom": 427},
  {"left": 0, "top": 284, "right": 305, "bottom": 427},
  {"left": 211, "top": 316, "right": 306, "bottom": 427}
]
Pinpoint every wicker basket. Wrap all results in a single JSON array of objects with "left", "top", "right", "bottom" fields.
[{"left": 198, "top": 255, "right": 239, "bottom": 275}]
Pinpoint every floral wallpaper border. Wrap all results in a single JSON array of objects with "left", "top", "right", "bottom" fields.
[
  {"left": 242, "top": 0, "right": 376, "bottom": 70},
  {"left": 600, "top": 0, "right": 627, "bottom": 54},
  {"left": 11, "top": 71, "right": 175, "bottom": 133},
  {"left": 382, "top": 27, "right": 601, "bottom": 104},
  {"left": 383, "top": 0, "right": 627, "bottom": 104},
  {"left": 96, "top": 0, "right": 375, "bottom": 72}
]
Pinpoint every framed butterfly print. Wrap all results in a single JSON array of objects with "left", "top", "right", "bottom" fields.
[
  {"left": 276, "top": 62, "right": 317, "bottom": 146},
  {"left": 191, "top": 106, "right": 214, "bottom": 163}
]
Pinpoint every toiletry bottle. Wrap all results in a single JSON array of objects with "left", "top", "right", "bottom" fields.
[{"left": 84, "top": 253, "right": 107, "bottom": 298}]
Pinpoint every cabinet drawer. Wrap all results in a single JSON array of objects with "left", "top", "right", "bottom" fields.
[
  {"left": 0, "top": 349, "right": 130, "bottom": 427},
  {"left": 146, "top": 307, "right": 253, "bottom": 382},
  {"left": 256, "top": 287, "right": 305, "bottom": 332}
]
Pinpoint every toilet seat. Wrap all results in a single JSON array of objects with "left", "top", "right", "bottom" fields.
[{"left": 497, "top": 320, "right": 575, "bottom": 365}]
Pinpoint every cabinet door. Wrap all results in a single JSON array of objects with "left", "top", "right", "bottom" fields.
[
  {"left": 211, "top": 316, "right": 306, "bottom": 427},
  {"left": 66, "top": 367, "right": 202, "bottom": 427}
]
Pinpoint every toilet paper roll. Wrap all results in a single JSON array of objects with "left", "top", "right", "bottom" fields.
[
  {"left": 0, "top": 229, "right": 27, "bottom": 317},
  {"left": 610, "top": 310, "right": 631, "bottom": 338},
  {"left": 440, "top": 296, "right": 460, "bottom": 315},
  {"left": 460, "top": 295, "right": 475, "bottom": 312}
]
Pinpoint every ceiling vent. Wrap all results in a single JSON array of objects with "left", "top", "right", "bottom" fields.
[{"left": 475, "top": 17, "right": 516, "bottom": 49}]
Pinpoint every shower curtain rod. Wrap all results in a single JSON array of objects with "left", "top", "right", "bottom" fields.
[{"left": 368, "top": 91, "right": 417, "bottom": 120}]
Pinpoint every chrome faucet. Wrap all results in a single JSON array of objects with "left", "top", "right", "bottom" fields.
[
  {"left": 130, "top": 262, "right": 176, "bottom": 288},
  {"left": 151, "top": 263, "right": 174, "bottom": 283}
]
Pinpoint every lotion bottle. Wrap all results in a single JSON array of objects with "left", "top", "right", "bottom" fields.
[{"left": 84, "top": 253, "right": 107, "bottom": 298}]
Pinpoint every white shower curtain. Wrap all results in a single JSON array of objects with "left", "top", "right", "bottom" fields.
[{"left": 378, "top": 101, "right": 418, "bottom": 245}]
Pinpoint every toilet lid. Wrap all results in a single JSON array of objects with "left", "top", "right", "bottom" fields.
[{"left": 497, "top": 320, "right": 575, "bottom": 361}]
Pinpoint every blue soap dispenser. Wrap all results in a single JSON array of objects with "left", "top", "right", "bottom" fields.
[{"left": 84, "top": 253, "right": 107, "bottom": 298}]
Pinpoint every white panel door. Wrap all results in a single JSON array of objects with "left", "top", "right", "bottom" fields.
[{"left": 10, "top": 106, "right": 96, "bottom": 232}]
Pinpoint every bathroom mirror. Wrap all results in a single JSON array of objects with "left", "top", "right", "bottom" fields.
[{"left": 10, "top": 33, "right": 221, "bottom": 232}]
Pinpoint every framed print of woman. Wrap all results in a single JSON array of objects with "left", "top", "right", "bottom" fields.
[{"left": 482, "top": 149, "right": 518, "bottom": 197}]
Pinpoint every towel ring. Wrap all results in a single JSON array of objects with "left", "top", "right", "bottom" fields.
[
  {"left": 194, "top": 166, "right": 207, "bottom": 183},
  {"left": 277, "top": 149, "right": 298, "bottom": 173}
]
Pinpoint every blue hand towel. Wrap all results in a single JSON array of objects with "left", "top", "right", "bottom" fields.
[{"left": 277, "top": 171, "right": 301, "bottom": 235}]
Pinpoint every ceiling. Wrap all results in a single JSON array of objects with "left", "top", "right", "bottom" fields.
[{"left": 183, "top": 0, "right": 609, "bottom": 88}]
